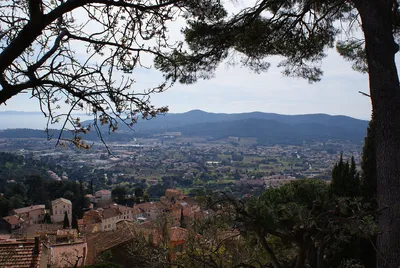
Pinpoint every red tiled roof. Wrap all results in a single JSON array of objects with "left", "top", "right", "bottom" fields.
[
  {"left": 51, "top": 198, "right": 72, "bottom": 205},
  {"left": 0, "top": 240, "right": 42, "bottom": 268},
  {"left": 3, "top": 216, "right": 24, "bottom": 225},
  {"left": 14, "top": 205, "right": 45, "bottom": 215},
  {"left": 134, "top": 202, "right": 159, "bottom": 211},
  {"left": 95, "top": 190, "right": 111, "bottom": 196}
]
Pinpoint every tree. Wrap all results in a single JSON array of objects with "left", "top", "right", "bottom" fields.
[
  {"left": 44, "top": 213, "right": 52, "bottom": 224},
  {"left": 361, "top": 117, "right": 377, "bottom": 205},
  {"left": 111, "top": 186, "right": 127, "bottom": 205},
  {"left": 143, "top": 192, "right": 150, "bottom": 203},
  {"left": 72, "top": 214, "right": 79, "bottom": 232},
  {"left": 134, "top": 187, "right": 144, "bottom": 199},
  {"left": 156, "top": 1, "right": 400, "bottom": 266},
  {"left": 0, "top": 0, "right": 215, "bottom": 147},
  {"left": 211, "top": 179, "right": 377, "bottom": 268},
  {"left": 180, "top": 208, "right": 186, "bottom": 228},
  {"left": 63, "top": 211, "right": 70, "bottom": 229},
  {"left": 9, "top": 195, "right": 24, "bottom": 210},
  {"left": 330, "top": 155, "right": 360, "bottom": 198},
  {"left": 359, "top": 117, "right": 377, "bottom": 268},
  {"left": 0, "top": 197, "right": 10, "bottom": 217}
]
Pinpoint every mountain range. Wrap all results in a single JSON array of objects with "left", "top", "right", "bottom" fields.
[{"left": 0, "top": 110, "right": 369, "bottom": 144}]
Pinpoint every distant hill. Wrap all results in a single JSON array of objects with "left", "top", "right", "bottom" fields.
[
  {"left": 166, "top": 118, "right": 367, "bottom": 144},
  {"left": 110, "top": 110, "right": 368, "bottom": 132},
  {"left": 0, "top": 110, "right": 369, "bottom": 144}
]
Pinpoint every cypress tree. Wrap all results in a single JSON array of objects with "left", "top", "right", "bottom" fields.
[
  {"left": 359, "top": 117, "right": 377, "bottom": 268},
  {"left": 63, "top": 211, "right": 70, "bottom": 229},
  {"left": 180, "top": 208, "right": 186, "bottom": 228},
  {"left": 43, "top": 213, "right": 52, "bottom": 224},
  {"left": 71, "top": 214, "right": 79, "bottom": 232},
  {"left": 361, "top": 118, "right": 377, "bottom": 205},
  {"left": 330, "top": 154, "right": 360, "bottom": 198}
]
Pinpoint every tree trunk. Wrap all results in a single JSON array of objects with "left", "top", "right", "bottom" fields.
[
  {"left": 356, "top": 0, "right": 400, "bottom": 267},
  {"left": 295, "top": 244, "right": 306, "bottom": 268}
]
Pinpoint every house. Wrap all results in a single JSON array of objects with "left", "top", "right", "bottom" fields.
[
  {"left": 81, "top": 210, "right": 102, "bottom": 233},
  {"left": 48, "top": 241, "right": 87, "bottom": 267},
  {"left": 85, "top": 222, "right": 190, "bottom": 267},
  {"left": 33, "top": 227, "right": 87, "bottom": 267},
  {"left": 99, "top": 204, "right": 135, "bottom": 231},
  {"left": 165, "top": 189, "right": 182, "bottom": 202},
  {"left": 51, "top": 198, "right": 72, "bottom": 223},
  {"left": 3, "top": 215, "right": 24, "bottom": 230},
  {"left": 85, "top": 221, "right": 139, "bottom": 265},
  {"left": 82, "top": 204, "right": 135, "bottom": 233},
  {"left": 134, "top": 202, "right": 168, "bottom": 222},
  {"left": 94, "top": 190, "right": 112, "bottom": 207},
  {"left": 13, "top": 205, "right": 46, "bottom": 225},
  {"left": 0, "top": 237, "right": 48, "bottom": 268}
]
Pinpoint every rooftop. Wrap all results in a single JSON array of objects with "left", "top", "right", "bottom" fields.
[
  {"left": 51, "top": 198, "right": 72, "bottom": 205},
  {"left": 13, "top": 205, "right": 45, "bottom": 215},
  {"left": 3, "top": 216, "right": 24, "bottom": 226},
  {"left": 0, "top": 240, "right": 42, "bottom": 268}
]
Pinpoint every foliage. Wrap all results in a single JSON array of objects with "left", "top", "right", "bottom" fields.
[
  {"left": 359, "top": 117, "right": 377, "bottom": 268},
  {"left": 210, "top": 179, "right": 378, "bottom": 268},
  {"left": 330, "top": 155, "right": 360, "bottom": 198},
  {"left": 0, "top": 152, "right": 90, "bottom": 217},
  {"left": 179, "top": 208, "right": 186, "bottom": 228},
  {"left": 155, "top": 2, "right": 400, "bottom": 266},
  {"left": 83, "top": 264, "right": 122, "bottom": 268},
  {"left": 176, "top": 215, "right": 267, "bottom": 268},
  {"left": 111, "top": 186, "right": 127, "bottom": 205},
  {"left": 72, "top": 214, "right": 79, "bottom": 232},
  {"left": 63, "top": 211, "right": 70, "bottom": 229},
  {"left": 156, "top": 0, "right": 365, "bottom": 84},
  {"left": 98, "top": 233, "right": 170, "bottom": 268},
  {"left": 44, "top": 213, "right": 52, "bottom": 224},
  {"left": 361, "top": 118, "right": 377, "bottom": 204},
  {"left": 0, "top": 0, "right": 221, "bottom": 147}
]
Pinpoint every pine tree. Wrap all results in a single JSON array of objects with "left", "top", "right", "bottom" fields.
[
  {"left": 63, "top": 211, "right": 70, "bottom": 229},
  {"left": 71, "top": 214, "right": 79, "bottom": 232}
]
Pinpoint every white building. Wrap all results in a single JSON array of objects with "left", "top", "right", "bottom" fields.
[{"left": 51, "top": 198, "right": 72, "bottom": 223}]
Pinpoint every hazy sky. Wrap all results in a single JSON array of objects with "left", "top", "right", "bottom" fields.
[{"left": 0, "top": 2, "right": 390, "bottom": 121}]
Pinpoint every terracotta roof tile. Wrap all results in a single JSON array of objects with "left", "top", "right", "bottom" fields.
[
  {"left": 0, "top": 240, "right": 42, "bottom": 268},
  {"left": 13, "top": 205, "right": 45, "bottom": 215},
  {"left": 3, "top": 216, "right": 24, "bottom": 225},
  {"left": 51, "top": 198, "right": 72, "bottom": 205}
]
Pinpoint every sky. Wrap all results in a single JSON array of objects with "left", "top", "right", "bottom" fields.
[{"left": 0, "top": 1, "right": 388, "bottom": 121}]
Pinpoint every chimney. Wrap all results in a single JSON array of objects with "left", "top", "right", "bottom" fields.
[{"left": 33, "top": 237, "right": 40, "bottom": 255}]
